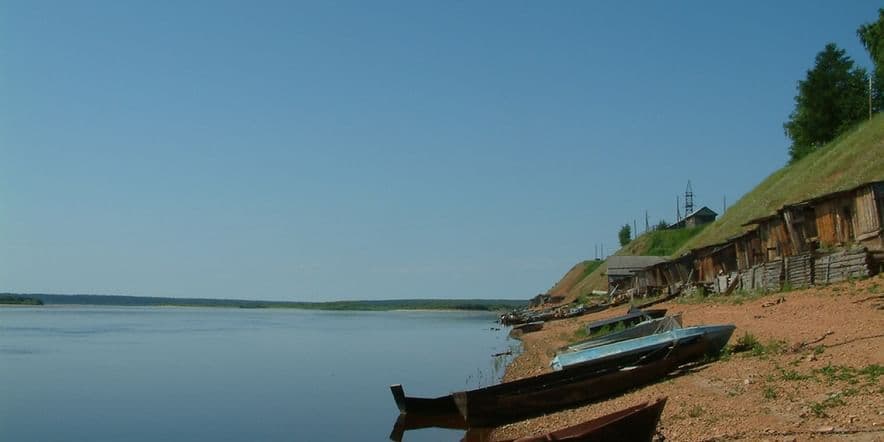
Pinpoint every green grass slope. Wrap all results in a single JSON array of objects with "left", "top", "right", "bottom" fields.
[
  {"left": 548, "top": 115, "right": 884, "bottom": 304},
  {"left": 552, "top": 227, "right": 706, "bottom": 302},
  {"left": 678, "top": 115, "right": 884, "bottom": 253},
  {"left": 547, "top": 259, "right": 603, "bottom": 297}
]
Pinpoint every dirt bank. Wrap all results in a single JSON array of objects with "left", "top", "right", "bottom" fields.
[{"left": 496, "top": 274, "right": 884, "bottom": 441}]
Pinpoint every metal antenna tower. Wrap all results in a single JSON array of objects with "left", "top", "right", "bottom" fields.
[{"left": 685, "top": 180, "right": 694, "bottom": 216}]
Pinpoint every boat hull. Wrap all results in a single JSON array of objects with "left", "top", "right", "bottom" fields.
[
  {"left": 566, "top": 315, "right": 682, "bottom": 352},
  {"left": 452, "top": 333, "right": 727, "bottom": 427},
  {"left": 496, "top": 397, "right": 667, "bottom": 442},
  {"left": 554, "top": 323, "right": 734, "bottom": 371},
  {"left": 584, "top": 308, "right": 667, "bottom": 335}
]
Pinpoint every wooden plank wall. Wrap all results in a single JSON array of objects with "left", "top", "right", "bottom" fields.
[
  {"left": 739, "top": 265, "right": 756, "bottom": 291},
  {"left": 815, "top": 200, "right": 839, "bottom": 246},
  {"left": 696, "top": 254, "right": 716, "bottom": 283},
  {"left": 763, "top": 260, "right": 784, "bottom": 291},
  {"left": 784, "top": 253, "right": 813, "bottom": 288},
  {"left": 753, "top": 264, "right": 764, "bottom": 289},
  {"left": 813, "top": 248, "right": 870, "bottom": 284},
  {"left": 854, "top": 185, "right": 880, "bottom": 236}
]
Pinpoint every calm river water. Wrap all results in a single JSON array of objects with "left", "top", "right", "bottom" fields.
[{"left": 0, "top": 306, "right": 516, "bottom": 441}]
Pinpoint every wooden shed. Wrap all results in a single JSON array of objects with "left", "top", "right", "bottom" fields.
[
  {"left": 669, "top": 206, "right": 718, "bottom": 229},
  {"left": 809, "top": 181, "right": 884, "bottom": 249},
  {"left": 852, "top": 181, "right": 884, "bottom": 249},
  {"left": 693, "top": 242, "right": 737, "bottom": 283},
  {"left": 781, "top": 202, "right": 819, "bottom": 254},
  {"left": 606, "top": 256, "right": 668, "bottom": 291},
  {"left": 732, "top": 229, "right": 764, "bottom": 271},
  {"left": 759, "top": 215, "right": 794, "bottom": 260}
]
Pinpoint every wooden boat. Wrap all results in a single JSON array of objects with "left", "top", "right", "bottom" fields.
[
  {"left": 392, "top": 330, "right": 726, "bottom": 427},
  {"left": 553, "top": 324, "right": 734, "bottom": 371},
  {"left": 512, "top": 321, "right": 544, "bottom": 333},
  {"left": 390, "top": 384, "right": 458, "bottom": 417},
  {"left": 496, "top": 397, "right": 668, "bottom": 442},
  {"left": 584, "top": 307, "right": 667, "bottom": 335},
  {"left": 390, "top": 346, "right": 660, "bottom": 419},
  {"left": 450, "top": 333, "right": 727, "bottom": 427},
  {"left": 566, "top": 315, "right": 682, "bottom": 352},
  {"left": 501, "top": 302, "right": 609, "bottom": 326}
]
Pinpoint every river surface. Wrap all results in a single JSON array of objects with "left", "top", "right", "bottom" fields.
[{"left": 0, "top": 306, "right": 517, "bottom": 442}]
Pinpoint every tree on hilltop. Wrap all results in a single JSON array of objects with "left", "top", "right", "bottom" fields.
[
  {"left": 783, "top": 43, "right": 868, "bottom": 162},
  {"left": 618, "top": 224, "right": 632, "bottom": 246}
]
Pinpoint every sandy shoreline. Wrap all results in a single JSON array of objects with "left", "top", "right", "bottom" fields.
[{"left": 495, "top": 274, "right": 884, "bottom": 441}]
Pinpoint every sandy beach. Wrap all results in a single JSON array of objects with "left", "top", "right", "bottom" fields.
[{"left": 495, "top": 274, "right": 884, "bottom": 441}]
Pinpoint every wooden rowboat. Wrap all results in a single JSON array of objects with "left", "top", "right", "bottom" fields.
[
  {"left": 390, "top": 384, "right": 457, "bottom": 417},
  {"left": 512, "top": 321, "right": 544, "bottom": 333},
  {"left": 497, "top": 396, "right": 668, "bottom": 442},
  {"left": 392, "top": 331, "right": 726, "bottom": 428},
  {"left": 451, "top": 335, "right": 722, "bottom": 427}
]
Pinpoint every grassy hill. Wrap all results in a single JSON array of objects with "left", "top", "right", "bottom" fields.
[
  {"left": 547, "top": 259, "right": 603, "bottom": 297},
  {"left": 549, "top": 115, "right": 884, "bottom": 304},
  {"left": 552, "top": 227, "right": 707, "bottom": 303},
  {"left": 678, "top": 114, "right": 884, "bottom": 253}
]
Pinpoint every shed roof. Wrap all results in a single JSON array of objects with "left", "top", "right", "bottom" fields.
[
  {"left": 685, "top": 206, "right": 718, "bottom": 219},
  {"left": 606, "top": 256, "right": 668, "bottom": 277}
]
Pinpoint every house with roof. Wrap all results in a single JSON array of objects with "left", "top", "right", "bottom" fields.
[{"left": 669, "top": 207, "right": 718, "bottom": 229}]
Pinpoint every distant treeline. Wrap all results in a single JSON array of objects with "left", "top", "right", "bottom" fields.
[
  {"left": 0, "top": 294, "right": 44, "bottom": 305},
  {"left": 4, "top": 293, "right": 525, "bottom": 312}
]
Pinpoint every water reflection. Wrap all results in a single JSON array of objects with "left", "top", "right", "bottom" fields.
[
  {"left": 388, "top": 341, "right": 518, "bottom": 441},
  {"left": 389, "top": 413, "right": 496, "bottom": 442}
]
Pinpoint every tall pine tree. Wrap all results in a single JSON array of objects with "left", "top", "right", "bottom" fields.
[{"left": 783, "top": 43, "right": 868, "bottom": 162}]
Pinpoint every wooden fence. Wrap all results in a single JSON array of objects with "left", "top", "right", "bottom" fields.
[
  {"left": 784, "top": 253, "right": 814, "bottom": 288},
  {"left": 813, "top": 248, "right": 870, "bottom": 284},
  {"left": 733, "top": 248, "right": 871, "bottom": 292}
]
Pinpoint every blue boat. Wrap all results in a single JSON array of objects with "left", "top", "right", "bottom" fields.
[
  {"left": 551, "top": 324, "right": 735, "bottom": 371},
  {"left": 567, "top": 315, "right": 683, "bottom": 352},
  {"left": 584, "top": 307, "right": 667, "bottom": 335}
]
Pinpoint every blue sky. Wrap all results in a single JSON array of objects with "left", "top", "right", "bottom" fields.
[{"left": 1, "top": 1, "right": 878, "bottom": 300}]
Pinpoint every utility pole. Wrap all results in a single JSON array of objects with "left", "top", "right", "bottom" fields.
[
  {"left": 645, "top": 210, "right": 649, "bottom": 232},
  {"left": 676, "top": 196, "right": 681, "bottom": 222},
  {"left": 633, "top": 219, "right": 637, "bottom": 239},
  {"left": 723, "top": 195, "right": 727, "bottom": 214},
  {"left": 870, "top": 76, "right": 874, "bottom": 120},
  {"left": 685, "top": 180, "right": 694, "bottom": 216}
]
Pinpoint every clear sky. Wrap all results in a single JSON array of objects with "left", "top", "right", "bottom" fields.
[{"left": 1, "top": 1, "right": 878, "bottom": 301}]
